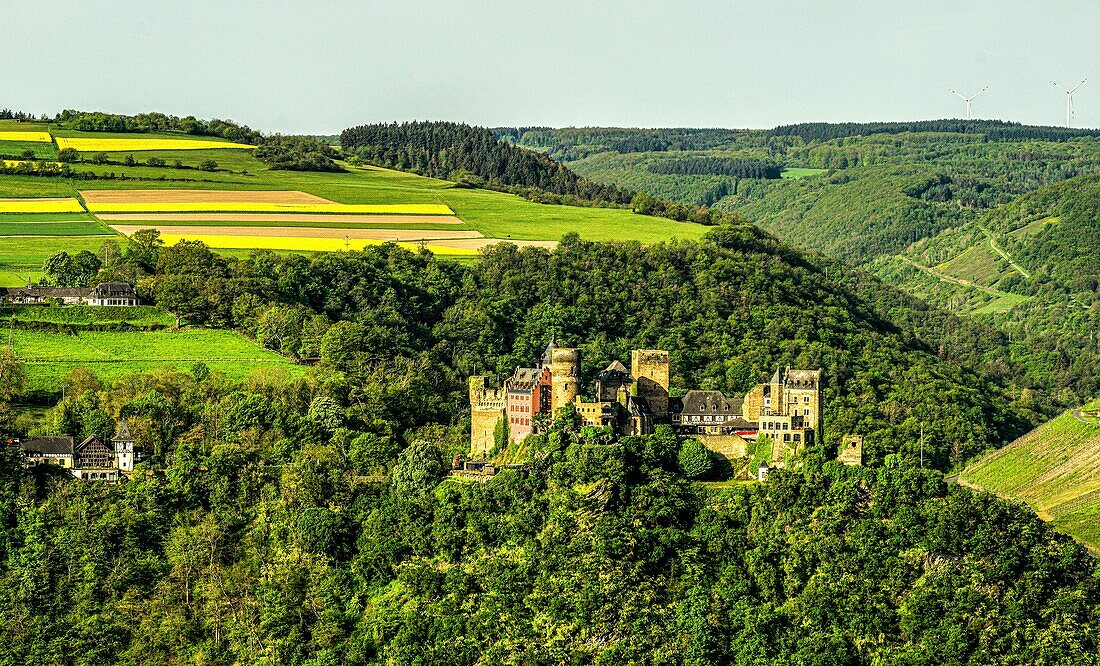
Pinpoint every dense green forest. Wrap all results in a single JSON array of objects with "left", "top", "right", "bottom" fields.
[
  {"left": 341, "top": 121, "right": 632, "bottom": 204},
  {"left": 2, "top": 425, "right": 1097, "bottom": 664},
  {"left": 766, "top": 119, "right": 1100, "bottom": 142},
  {"left": 878, "top": 173, "right": 1100, "bottom": 400},
  {"left": 53, "top": 110, "right": 264, "bottom": 143},
  {"left": 647, "top": 156, "right": 781, "bottom": 179},
  {"left": 560, "top": 131, "right": 1100, "bottom": 261},
  {"left": 1, "top": 227, "right": 1097, "bottom": 663}
]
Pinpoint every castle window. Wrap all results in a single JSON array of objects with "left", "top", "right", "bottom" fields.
[
  {"left": 804, "top": 408, "right": 810, "bottom": 416},
  {"left": 783, "top": 434, "right": 791, "bottom": 442},
  {"left": 783, "top": 423, "right": 789, "bottom": 430},
  {"left": 803, "top": 396, "right": 810, "bottom": 403},
  {"left": 793, "top": 434, "right": 801, "bottom": 441}
]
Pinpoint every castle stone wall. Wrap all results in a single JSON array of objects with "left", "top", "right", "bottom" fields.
[{"left": 631, "top": 349, "right": 670, "bottom": 417}]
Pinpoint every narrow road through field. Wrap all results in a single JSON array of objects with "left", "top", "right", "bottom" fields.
[
  {"left": 979, "top": 225, "right": 1032, "bottom": 279},
  {"left": 898, "top": 256, "right": 1010, "bottom": 297},
  {"left": 1071, "top": 408, "right": 1099, "bottom": 425}
]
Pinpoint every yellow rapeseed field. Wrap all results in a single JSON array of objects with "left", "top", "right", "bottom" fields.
[
  {"left": 2, "top": 160, "right": 63, "bottom": 168},
  {"left": 0, "top": 198, "right": 86, "bottom": 214},
  {"left": 0, "top": 131, "right": 53, "bottom": 142},
  {"left": 85, "top": 202, "right": 455, "bottom": 215},
  {"left": 155, "top": 233, "right": 479, "bottom": 255},
  {"left": 54, "top": 137, "right": 257, "bottom": 152}
]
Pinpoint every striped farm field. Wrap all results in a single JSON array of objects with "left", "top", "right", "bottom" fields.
[
  {"left": 108, "top": 224, "right": 484, "bottom": 241},
  {"left": 98, "top": 213, "right": 465, "bottom": 225},
  {"left": 150, "top": 233, "right": 482, "bottom": 255},
  {"left": 55, "top": 137, "right": 256, "bottom": 152},
  {"left": 86, "top": 202, "right": 455, "bottom": 214},
  {"left": 0, "top": 131, "right": 52, "bottom": 142},
  {"left": 80, "top": 189, "right": 333, "bottom": 204},
  {"left": 78, "top": 189, "right": 453, "bottom": 215},
  {"left": 0, "top": 198, "right": 86, "bottom": 214}
]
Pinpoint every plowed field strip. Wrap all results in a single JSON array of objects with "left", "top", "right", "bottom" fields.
[
  {"left": 110, "top": 225, "right": 484, "bottom": 240},
  {"left": 79, "top": 189, "right": 333, "bottom": 204},
  {"left": 98, "top": 213, "right": 465, "bottom": 225}
]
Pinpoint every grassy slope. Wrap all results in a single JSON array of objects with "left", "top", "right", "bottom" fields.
[
  {"left": 961, "top": 406, "right": 1100, "bottom": 550},
  {"left": 11, "top": 327, "right": 301, "bottom": 392}
]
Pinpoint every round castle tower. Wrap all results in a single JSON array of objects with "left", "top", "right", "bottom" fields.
[{"left": 549, "top": 347, "right": 581, "bottom": 414}]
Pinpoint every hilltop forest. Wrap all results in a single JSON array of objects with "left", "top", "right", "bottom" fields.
[
  {"left": 1, "top": 112, "right": 1099, "bottom": 664},
  {"left": 1, "top": 226, "right": 1098, "bottom": 663}
]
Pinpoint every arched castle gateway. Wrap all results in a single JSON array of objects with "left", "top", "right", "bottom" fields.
[{"left": 468, "top": 342, "right": 823, "bottom": 466}]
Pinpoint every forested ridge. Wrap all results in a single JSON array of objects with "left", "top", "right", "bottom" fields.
[
  {"left": 879, "top": 173, "right": 1100, "bottom": 400},
  {"left": 0, "top": 217, "right": 1095, "bottom": 662},
  {"left": 341, "top": 121, "right": 633, "bottom": 204},
  {"left": 766, "top": 119, "right": 1100, "bottom": 142}
]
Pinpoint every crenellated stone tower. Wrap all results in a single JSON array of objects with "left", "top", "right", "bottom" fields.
[
  {"left": 549, "top": 347, "right": 581, "bottom": 414},
  {"left": 631, "top": 349, "right": 670, "bottom": 418},
  {"left": 469, "top": 376, "right": 506, "bottom": 456}
]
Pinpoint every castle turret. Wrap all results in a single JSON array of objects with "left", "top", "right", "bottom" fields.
[
  {"left": 469, "top": 376, "right": 506, "bottom": 457},
  {"left": 549, "top": 347, "right": 580, "bottom": 414},
  {"left": 631, "top": 349, "right": 670, "bottom": 417}
]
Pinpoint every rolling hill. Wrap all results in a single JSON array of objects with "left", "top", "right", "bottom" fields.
[{"left": 961, "top": 399, "right": 1100, "bottom": 550}]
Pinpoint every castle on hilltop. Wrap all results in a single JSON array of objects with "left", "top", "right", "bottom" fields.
[{"left": 469, "top": 341, "right": 823, "bottom": 467}]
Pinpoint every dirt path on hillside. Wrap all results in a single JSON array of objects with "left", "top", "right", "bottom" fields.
[
  {"left": 898, "top": 256, "right": 1008, "bottom": 296},
  {"left": 979, "top": 225, "right": 1032, "bottom": 279}
]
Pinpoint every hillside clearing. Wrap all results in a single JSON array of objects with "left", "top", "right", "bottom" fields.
[
  {"left": 10, "top": 327, "right": 302, "bottom": 392},
  {"left": 961, "top": 407, "right": 1100, "bottom": 551}
]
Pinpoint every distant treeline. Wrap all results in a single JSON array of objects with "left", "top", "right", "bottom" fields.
[
  {"left": 0, "top": 109, "right": 40, "bottom": 121},
  {"left": 496, "top": 127, "right": 745, "bottom": 160},
  {"left": 768, "top": 119, "right": 1100, "bottom": 142},
  {"left": 648, "top": 157, "right": 782, "bottom": 179},
  {"left": 54, "top": 110, "right": 264, "bottom": 144},
  {"left": 342, "top": 121, "right": 633, "bottom": 204}
]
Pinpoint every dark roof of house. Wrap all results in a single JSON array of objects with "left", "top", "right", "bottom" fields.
[
  {"left": 506, "top": 367, "right": 544, "bottom": 392},
  {"left": 77, "top": 435, "right": 110, "bottom": 452},
  {"left": 0, "top": 286, "right": 91, "bottom": 298},
  {"left": 673, "top": 390, "right": 744, "bottom": 415},
  {"left": 19, "top": 436, "right": 74, "bottom": 455},
  {"left": 92, "top": 282, "right": 137, "bottom": 297},
  {"left": 115, "top": 418, "right": 132, "bottom": 441},
  {"left": 597, "top": 360, "right": 632, "bottom": 381},
  {"left": 627, "top": 395, "right": 651, "bottom": 415}
]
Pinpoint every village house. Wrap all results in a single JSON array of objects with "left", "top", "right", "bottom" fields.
[
  {"left": 0, "top": 281, "right": 139, "bottom": 306},
  {"left": 12, "top": 419, "right": 139, "bottom": 482}
]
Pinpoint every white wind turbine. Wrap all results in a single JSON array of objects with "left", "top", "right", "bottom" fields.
[
  {"left": 950, "top": 86, "right": 989, "bottom": 120},
  {"left": 1051, "top": 79, "right": 1087, "bottom": 127}
]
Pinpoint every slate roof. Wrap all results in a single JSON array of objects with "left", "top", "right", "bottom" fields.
[
  {"left": 506, "top": 367, "right": 545, "bottom": 393},
  {"left": 673, "top": 390, "right": 744, "bottom": 416},
  {"left": 91, "top": 282, "right": 137, "bottom": 298},
  {"left": 540, "top": 338, "right": 557, "bottom": 367},
  {"left": 115, "top": 418, "right": 132, "bottom": 441},
  {"left": 19, "top": 436, "right": 75, "bottom": 455}
]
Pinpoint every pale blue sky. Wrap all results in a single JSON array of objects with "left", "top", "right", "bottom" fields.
[{"left": 2, "top": 0, "right": 1098, "bottom": 133}]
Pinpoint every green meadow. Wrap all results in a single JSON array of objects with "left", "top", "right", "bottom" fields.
[
  {"left": 961, "top": 407, "right": 1100, "bottom": 551},
  {"left": 10, "top": 327, "right": 303, "bottom": 392}
]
